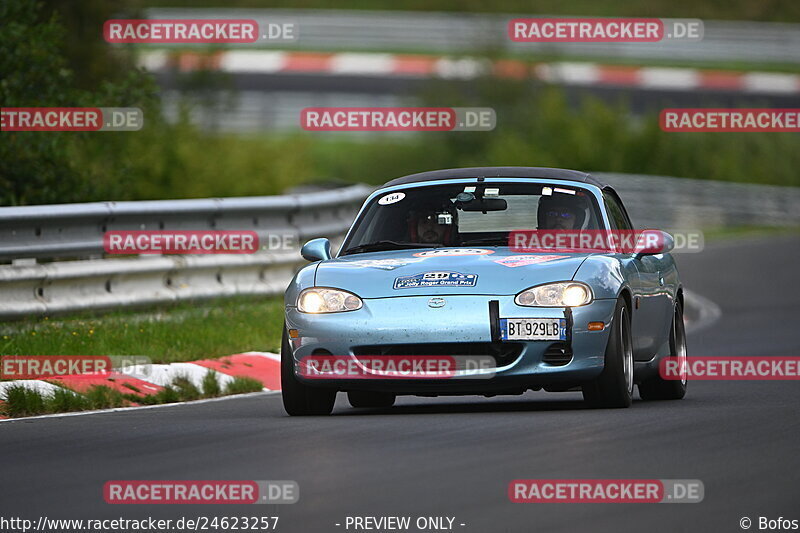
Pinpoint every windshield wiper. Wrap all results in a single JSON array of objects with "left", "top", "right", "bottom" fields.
[{"left": 343, "top": 240, "right": 435, "bottom": 255}]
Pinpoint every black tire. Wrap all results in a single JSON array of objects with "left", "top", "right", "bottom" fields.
[
  {"left": 582, "top": 298, "right": 634, "bottom": 408},
  {"left": 347, "top": 390, "right": 396, "bottom": 409},
  {"left": 639, "top": 301, "right": 688, "bottom": 401},
  {"left": 280, "top": 328, "right": 336, "bottom": 416}
]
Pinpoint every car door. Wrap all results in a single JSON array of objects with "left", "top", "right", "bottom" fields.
[{"left": 603, "top": 190, "right": 668, "bottom": 360}]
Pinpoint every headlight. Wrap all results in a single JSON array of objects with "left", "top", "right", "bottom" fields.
[
  {"left": 515, "top": 282, "right": 593, "bottom": 307},
  {"left": 297, "top": 288, "right": 363, "bottom": 313}
]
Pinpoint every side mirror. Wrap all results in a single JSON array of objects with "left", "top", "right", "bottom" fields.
[
  {"left": 301, "top": 238, "right": 332, "bottom": 262},
  {"left": 634, "top": 230, "right": 674, "bottom": 258}
]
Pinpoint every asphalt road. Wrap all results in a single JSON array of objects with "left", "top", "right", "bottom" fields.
[{"left": 1, "top": 235, "right": 799, "bottom": 533}]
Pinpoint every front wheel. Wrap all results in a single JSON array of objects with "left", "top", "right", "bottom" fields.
[
  {"left": 582, "top": 298, "right": 634, "bottom": 408},
  {"left": 280, "top": 328, "right": 336, "bottom": 416},
  {"left": 639, "top": 301, "right": 688, "bottom": 401}
]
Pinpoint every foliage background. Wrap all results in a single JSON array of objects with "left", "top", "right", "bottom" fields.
[{"left": 1, "top": 0, "right": 799, "bottom": 206}]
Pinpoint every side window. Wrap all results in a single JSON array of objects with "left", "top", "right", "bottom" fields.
[{"left": 602, "top": 191, "right": 632, "bottom": 231}]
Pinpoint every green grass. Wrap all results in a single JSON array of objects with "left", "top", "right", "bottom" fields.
[
  {"left": 3, "top": 385, "right": 48, "bottom": 417},
  {"left": 10, "top": 82, "right": 800, "bottom": 207},
  {"left": 298, "top": 118, "right": 800, "bottom": 190},
  {"left": 0, "top": 370, "right": 265, "bottom": 418},
  {"left": 10, "top": 0, "right": 800, "bottom": 208},
  {"left": 0, "top": 384, "right": 130, "bottom": 417},
  {"left": 0, "top": 295, "right": 285, "bottom": 364},
  {"left": 0, "top": 291, "right": 277, "bottom": 418},
  {"left": 161, "top": 85, "right": 800, "bottom": 191},
  {"left": 224, "top": 376, "right": 266, "bottom": 395},
  {"left": 702, "top": 225, "right": 800, "bottom": 242},
  {"left": 171, "top": 375, "right": 202, "bottom": 401},
  {"left": 201, "top": 369, "right": 222, "bottom": 397}
]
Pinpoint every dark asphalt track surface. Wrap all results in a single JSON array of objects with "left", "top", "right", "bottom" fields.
[{"left": 1, "top": 235, "right": 799, "bottom": 532}]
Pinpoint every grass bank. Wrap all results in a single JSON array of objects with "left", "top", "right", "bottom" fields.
[
  {"left": 0, "top": 371, "right": 264, "bottom": 418},
  {"left": 0, "top": 296, "right": 285, "bottom": 364}
]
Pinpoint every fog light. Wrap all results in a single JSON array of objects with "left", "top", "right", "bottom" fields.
[
  {"left": 588, "top": 322, "right": 604, "bottom": 331},
  {"left": 288, "top": 329, "right": 299, "bottom": 338}
]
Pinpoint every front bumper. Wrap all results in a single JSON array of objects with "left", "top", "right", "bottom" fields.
[{"left": 285, "top": 295, "right": 617, "bottom": 394}]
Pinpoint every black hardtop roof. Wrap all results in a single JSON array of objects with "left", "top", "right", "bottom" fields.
[{"left": 379, "top": 167, "right": 609, "bottom": 190}]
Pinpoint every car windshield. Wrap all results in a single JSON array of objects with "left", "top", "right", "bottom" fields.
[{"left": 341, "top": 182, "right": 604, "bottom": 255}]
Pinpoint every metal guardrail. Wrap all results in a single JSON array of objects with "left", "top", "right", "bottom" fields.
[
  {"left": 145, "top": 8, "right": 800, "bottom": 65},
  {"left": 0, "top": 176, "right": 799, "bottom": 319},
  {"left": 0, "top": 251, "right": 306, "bottom": 317},
  {"left": 0, "top": 185, "right": 371, "bottom": 319},
  {"left": 0, "top": 185, "right": 372, "bottom": 262},
  {"left": 595, "top": 173, "right": 800, "bottom": 229}
]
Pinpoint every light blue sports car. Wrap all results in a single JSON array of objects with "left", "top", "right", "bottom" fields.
[{"left": 282, "top": 167, "right": 687, "bottom": 415}]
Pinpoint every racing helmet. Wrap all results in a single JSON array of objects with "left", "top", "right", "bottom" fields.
[{"left": 537, "top": 192, "right": 590, "bottom": 229}]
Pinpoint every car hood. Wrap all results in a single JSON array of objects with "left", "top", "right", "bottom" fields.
[{"left": 315, "top": 248, "right": 595, "bottom": 298}]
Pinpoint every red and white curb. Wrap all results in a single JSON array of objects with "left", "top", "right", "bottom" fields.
[
  {"left": 0, "top": 351, "right": 281, "bottom": 421},
  {"left": 140, "top": 49, "right": 800, "bottom": 95}
]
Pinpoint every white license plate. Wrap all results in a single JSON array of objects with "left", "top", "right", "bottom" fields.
[{"left": 500, "top": 318, "right": 566, "bottom": 341}]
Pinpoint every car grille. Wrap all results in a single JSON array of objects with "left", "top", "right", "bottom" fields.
[{"left": 353, "top": 342, "right": 524, "bottom": 367}]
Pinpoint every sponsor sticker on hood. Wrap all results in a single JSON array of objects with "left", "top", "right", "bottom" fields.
[
  {"left": 494, "top": 255, "right": 569, "bottom": 268},
  {"left": 345, "top": 257, "right": 427, "bottom": 270},
  {"left": 394, "top": 271, "right": 478, "bottom": 289},
  {"left": 413, "top": 248, "right": 494, "bottom": 257}
]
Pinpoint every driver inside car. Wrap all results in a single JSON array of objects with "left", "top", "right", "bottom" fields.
[
  {"left": 537, "top": 194, "right": 588, "bottom": 230},
  {"left": 408, "top": 209, "right": 456, "bottom": 245}
]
